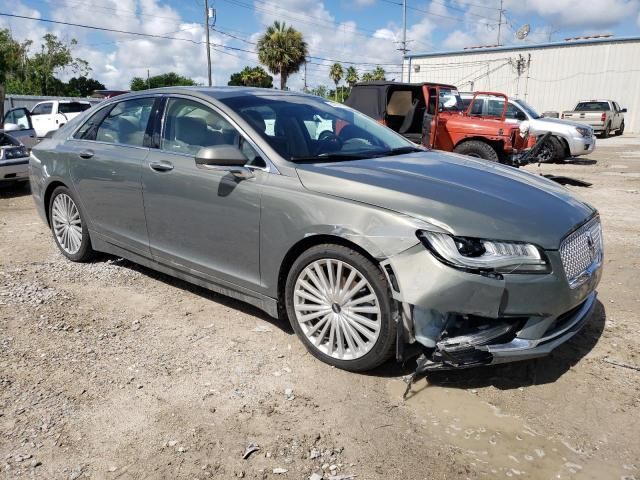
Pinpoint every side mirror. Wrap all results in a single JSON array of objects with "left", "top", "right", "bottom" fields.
[
  {"left": 620, "top": 108, "right": 627, "bottom": 113},
  {"left": 515, "top": 111, "right": 527, "bottom": 121},
  {"left": 3, "top": 123, "right": 19, "bottom": 132},
  {"left": 196, "top": 145, "right": 248, "bottom": 167},
  {"left": 195, "top": 145, "right": 253, "bottom": 179}
]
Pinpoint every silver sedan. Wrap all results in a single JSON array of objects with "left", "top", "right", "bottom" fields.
[{"left": 29, "top": 87, "right": 602, "bottom": 372}]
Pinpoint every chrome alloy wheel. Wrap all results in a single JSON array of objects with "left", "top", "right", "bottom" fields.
[
  {"left": 293, "top": 259, "right": 382, "bottom": 360},
  {"left": 51, "top": 193, "right": 82, "bottom": 255}
]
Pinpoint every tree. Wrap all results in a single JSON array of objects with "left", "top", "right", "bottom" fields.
[
  {"left": 309, "top": 85, "right": 328, "bottom": 98},
  {"left": 361, "top": 72, "right": 374, "bottom": 82},
  {"left": 329, "top": 63, "right": 343, "bottom": 101},
  {"left": 257, "top": 21, "right": 308, "bottom": 90},
  {"left": 346, "top": 66, "right": 359, "bottom": 87},
  {"left": 372, "top": 66, "right": 386, "bottom": 81},
  {"left": 130, "top": 72, "right": 197, "bottom": 90},
  {"left": 228, "top": 66, "right": 273, "bottom": 88},
  {"left": 67, "top": 76, "right": 106, "bottom": 96}
]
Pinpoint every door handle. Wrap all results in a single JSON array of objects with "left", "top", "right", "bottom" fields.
[
  {"left": 79, "top": 149, "right": 94, "bottom": 159},
  {"left": 149, "top": 160, "right": 174, "bottom": 172}
]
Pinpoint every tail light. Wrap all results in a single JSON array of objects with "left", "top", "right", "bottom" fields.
[{"left": 601, "top": 112, "right": 606, "bottom": 122}]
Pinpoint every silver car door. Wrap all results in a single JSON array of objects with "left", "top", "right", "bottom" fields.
[
  {"left": 142, "top": 95, "right": 264, "bottom": 290},
  {"left": 66, "top": 96, "right": 156, "bottom": 256}
]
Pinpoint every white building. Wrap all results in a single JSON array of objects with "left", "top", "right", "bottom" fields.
[{"left": 403, "top": 36, "right": 640, "bottom": 132}]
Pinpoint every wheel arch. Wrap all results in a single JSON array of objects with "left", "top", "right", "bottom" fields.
[
  {"left": 43, "top": 180, "right": 68, "bottom": 226},
  {"left": 277, "top": 234, "right": 383, "bottom": 311},
  {"left": 454, "top": 136, "right": 504, "bottom": 151}
]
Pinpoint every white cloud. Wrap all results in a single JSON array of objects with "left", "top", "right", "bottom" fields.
[
  {"left": 504, "top": 0, "right": 639, "bottom": 30},
  {"left": 442, "top": 30, "right": 476, "bottom": 50},
  {"left": 353, "top": 0, "right": 377, "bottom": 6}
]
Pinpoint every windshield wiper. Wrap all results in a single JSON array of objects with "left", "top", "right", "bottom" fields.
[{"left": 376, "top": 146, "right": 425, "bottom": 156}]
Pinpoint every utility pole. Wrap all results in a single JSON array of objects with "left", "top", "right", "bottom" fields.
[
  {"left": 147, "top": 69, "right": 150, "bottom": 89},
  {"left": 204, "top": 0, "right": 213, "bottom": 86},
  {"left": 303, "top": 61, "right": 308, "bottom": 92},
  {"left": 397, "top": 0, "right": 410, "bottom": 81},
  {"left": 497, "top": 0, "right": 504, "bottom": 46}
]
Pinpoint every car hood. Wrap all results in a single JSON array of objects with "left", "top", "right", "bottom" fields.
[
  {"left": 533, "top": 117, "right": 593, "bottom": 130},
  {"left": 295, "top": 151, "right": 595, "bottom": 250}
]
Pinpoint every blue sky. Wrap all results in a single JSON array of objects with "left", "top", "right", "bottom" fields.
[{"left": 3, "top": 0, "right": 639, "bottom": 90}]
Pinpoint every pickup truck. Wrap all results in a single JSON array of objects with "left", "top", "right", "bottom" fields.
[
  {"left": 561, "top": 100, "right": 626, "bottom": 137},
  {"left": 461, "top": 93, "right": 596, "bottom": 161},
  {"left": 29, "top": 100, "right": 92, "bottom": 137}
]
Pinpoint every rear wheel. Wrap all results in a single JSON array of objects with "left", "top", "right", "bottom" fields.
[
  {"left": 615, "top": 121, "right": 625, "bottom": 136},
  {"left": 453, "top": 140, "right": 499, "bottom": 162},
  {"left": 284, "top": 244, "right": 395, "bottom": 372},
  {"left": 49, "top": 186, "right": 94, "bottom": 262},
  {"left": 600, "top": 123, "right": 611, "bottom": 138}
]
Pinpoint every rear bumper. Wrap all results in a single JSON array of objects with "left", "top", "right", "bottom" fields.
[{"left": 0, "top": 158, "right": 29, "bottom": 181}]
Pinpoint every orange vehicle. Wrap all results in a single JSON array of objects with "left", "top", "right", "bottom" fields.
[{"left": 346, "top": 81, "right": 529, "bottom": 163}]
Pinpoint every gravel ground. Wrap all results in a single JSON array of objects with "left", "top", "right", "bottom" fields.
[{"left": 1, "top": 136, "right": 639, "bottom": 480}]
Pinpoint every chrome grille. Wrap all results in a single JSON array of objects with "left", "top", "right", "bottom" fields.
[{"left": 559, "top": 217, "right": 603, "bottom": 288}]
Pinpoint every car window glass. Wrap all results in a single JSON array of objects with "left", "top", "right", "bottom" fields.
[
  {"left": 32, "top": 103, "right": 52, "bottom": 115},
  {"left": 59, "top": 102, "right": 91, "bottom": 114},
  {"left": 73, "top": 107, "right": 109, "bottom": 141},
  {"left": 163, "top": 98, "right": 244, "bottom": 156},
  {"left": 94, "top": 98, "right": 154, "bottom": 146},
  {"left": 506, "top": 103, "right": 522, "bottom": 119},
  {"left": 439, "top": 88, "right": 463, "bottom": 112},
  {"left": 469, "top": 97, "right": 485, "bottom": 116},
  {"left": 6, "top": 109, "right": 30, "bottom": 129},
  {"left": 612, "top": 102, "right": 620, "bottom": 111},
  {"left": 575, "top": 102, "right": 610, "bottom": 111}
]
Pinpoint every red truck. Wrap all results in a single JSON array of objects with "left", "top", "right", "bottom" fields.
[{"left": 346, "top": 81, "right": 530, "bottom": 163}]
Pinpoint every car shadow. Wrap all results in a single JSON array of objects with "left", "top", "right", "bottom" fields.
[
  {"left": 89, "top": 254, "right": 293, "bottom": 333},
  {"left": 563, "top": 158, "right": 597, "bottom": 165},
  {"left": 0, "top": 180, "right": 31, "bottom": 198}
]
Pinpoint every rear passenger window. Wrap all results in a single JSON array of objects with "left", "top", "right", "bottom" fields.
[
  {"left": 162, "top": 98, "right": 240, "bottom": 155},
  {"left": 95, "top": 98, "right": 154, "bottom": 146}
]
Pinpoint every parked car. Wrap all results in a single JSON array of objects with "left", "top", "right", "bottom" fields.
[
  {"left": 0, "top": 132, "right": 30, "bottom": 183},
  {"left": 460, "top": 93, "right": 596, "bottom": 161},
  {"left": 30, "top": 100, "right": 92, "bottom": 137},
  {"left": 30, "top": 87, "right": 602, "bottom": 373},
  {"left": 346, "top": 81, "right": 529, "bottom": 163},
  {"left": 561, "top": 100, "right": 626, "bottom": 137},
  {"left": 3, "top": 107, "right": 39, "bottom": 149}
]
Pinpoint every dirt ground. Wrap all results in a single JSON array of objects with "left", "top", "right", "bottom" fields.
[{"left": 1, "top": 135, "right": 639, "bottom": 480}]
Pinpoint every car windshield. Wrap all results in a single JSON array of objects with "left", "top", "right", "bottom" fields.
[
  {"left": 513, "top": 99, "right": 541, "bottom": 119},
  {"left": 219, "top": 93, "right": 419, "bottom": 162},
  {"left": 59, "top": 102, "right": 92, "bottom": 114}
]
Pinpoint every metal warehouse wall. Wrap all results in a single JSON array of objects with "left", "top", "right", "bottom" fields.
[{"left": 403, "top": 38, "right": 640, "bottom": 133}]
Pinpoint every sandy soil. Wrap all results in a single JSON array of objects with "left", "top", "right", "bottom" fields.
[{"left": 1, "top": 135, "right": 639, "bottom": 480}]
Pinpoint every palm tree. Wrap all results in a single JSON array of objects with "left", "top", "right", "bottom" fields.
[
  {"left": 361, "top": 72, "right": 374, "bottom": 82},
  {"left": 257, "top": 21, "right": 308, "bottom": 90},
  {"left": 372, "top": 66, "right": 386, "bottom": 81},
  {"left": 329, "top": 63, "right": 343, "bottom": 101},
  {"left": 346, "top": 66, "right": 359, "bottom": 87}
]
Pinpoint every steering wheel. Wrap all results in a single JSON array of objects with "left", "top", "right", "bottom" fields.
[{"left": 315, "top": 130, "right": 343, "bottom": 155}]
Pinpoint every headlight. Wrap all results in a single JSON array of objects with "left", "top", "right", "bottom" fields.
[
  {"left": 417, "top": 231, "right": 550, "bottom": 274},
  {"left": 3, "top": 146, "right": 28, "bottom": 159},
  {"left": 576, "top": 126, "right": 592, "bottom": 138}
]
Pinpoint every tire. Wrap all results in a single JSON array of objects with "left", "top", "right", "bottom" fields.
[
  {"left": 284, "top": 244, "right": 396, "bottom": 372},
  {"left": 615, "top": 121, "right": 624, "bottom": 136},
  {"left": 538, "top": 135, "right": 564, "bottom": 163},
  {"left": 453, "top": 140, "right": 499, "bottom": 162},
  {"left": 600, "top": 123, "right": 611, "bottom": 138},
  {"left": 48, "top": 186, "right": 94, "bottom": 262}
]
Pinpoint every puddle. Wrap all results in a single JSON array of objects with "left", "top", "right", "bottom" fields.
[{"left": 389, "top": 379, "right": 632, "bottom": 479}]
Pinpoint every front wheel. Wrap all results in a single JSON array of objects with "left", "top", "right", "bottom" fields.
[
  {"left": 49, "top": 186, "right": 94, "bottom": 262},
  {"left": 284, "top": 244, "right": 395, "bottom": 372},
  {"left": 453, "top": 140, "right": 499, "bottom": 162}
]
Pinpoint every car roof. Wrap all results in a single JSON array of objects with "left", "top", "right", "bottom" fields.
[
  {"left": 117, "top": 86, "right": 309, "bottom": 102},
  {"left": 352, "top": 81, "right": 456, "bottom": 89}
]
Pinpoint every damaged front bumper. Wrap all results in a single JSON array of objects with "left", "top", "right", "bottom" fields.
[{"left": 381, "top": 242, "right": 601, "bottom": 371}]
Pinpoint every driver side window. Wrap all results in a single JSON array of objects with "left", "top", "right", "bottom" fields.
[{"left": 506, "top": 103, "right": 522, "bottom": 119}]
